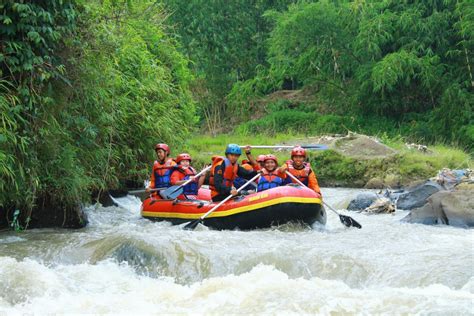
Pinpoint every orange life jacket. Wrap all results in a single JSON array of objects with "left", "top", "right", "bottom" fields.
[
  {"left": 284, "top": 160, "right": 311, "bottom": 186},
  {"left": 209, "top": 156, "right": 238, "bottom": 197}
]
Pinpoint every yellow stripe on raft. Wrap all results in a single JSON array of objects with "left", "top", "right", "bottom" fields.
[{"left": 142, "top": 197, "right": 322, "bottom": 219}]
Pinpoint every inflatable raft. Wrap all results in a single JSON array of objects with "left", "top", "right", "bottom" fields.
[{"left": 141, "top": 185, "right": 326, "bottom": 230}]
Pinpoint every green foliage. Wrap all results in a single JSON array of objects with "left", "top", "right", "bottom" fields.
[
  {"left": 0, "top": 1, "right": 196, "bottom": 222},
  {"left": 228, "top": 0, "right": 474, "bottom": 149}
]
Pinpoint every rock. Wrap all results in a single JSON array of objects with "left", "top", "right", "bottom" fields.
[
  {"left": 347, "top": 192, "right": 379, "bottom": 211},
  {"left": 364, "top": 177, "right": 384, "bottom": 189},
  {"left": 396, "top": 180, "right": 444, "bottom": 210},
  {"left": 384, "top": 174, "right": 401, "bottom": 188},
  {"left": 402, "top": 186, "right": 474, "bottom": 227},
  {"left": 363, "top": 197, "right": 395, "bottom": 214}
]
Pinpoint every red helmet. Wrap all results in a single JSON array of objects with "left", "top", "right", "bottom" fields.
[
  {"left": 176, "top": 153, "right": 192, "bottom": 163},
  {"left": 264, "top": 154, "right": 278, "bottom": 164},
  {"left": 257, "top": 155, "right": 266, "bottom": 163},
  {"left": 291, "top": 146, "right": 306, "bottom": 158},
  {"left": 155, "top": 143, "right": 170, "bottom": 154},
  {"left": 242, "top": 159, "right": 250, "bottom": 165}
]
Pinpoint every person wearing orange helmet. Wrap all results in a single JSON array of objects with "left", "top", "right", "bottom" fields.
[
  {"left": 170, "top": 153, "right": 204, "bottom": 199},
  {"left": 280, "top": 146, "right": 321, "bottom": 195},
  {"left": 256, "top": 154, "right": 286, "bottom": 192},
  {"left": 146, "top": 143, "right": 176, "bottom": 193}
]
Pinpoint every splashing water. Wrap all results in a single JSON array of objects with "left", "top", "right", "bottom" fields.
[{"left": 0, "top": 188, "right": 472, "bottom": 314}]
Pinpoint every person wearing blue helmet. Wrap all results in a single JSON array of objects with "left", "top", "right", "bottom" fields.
[{"left": 209, "top": 144, "right": 258, "bottom": 201}]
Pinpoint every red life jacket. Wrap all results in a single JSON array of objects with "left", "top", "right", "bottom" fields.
[
  {"left": 209, "top": 156, "right": 238, "bottom": 197},
  {"left": 175, "top": 166, "right": 198, "bottom": 195},
  {"left": 257, "top": 169, "right": 284, "bottom": 192},
  {"left": 153, "top": 158, "right": 176, "bottom": 188},
  {"left": 285, "top": 160, "right": 311, "bottom": 186}
]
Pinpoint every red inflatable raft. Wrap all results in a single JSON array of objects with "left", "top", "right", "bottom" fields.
[{"left": 141, "top": 185, "right": 326, "bottom": 230}]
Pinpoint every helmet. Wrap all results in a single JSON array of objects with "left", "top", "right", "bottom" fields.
[
  {"left": 264, "top": 154, "right": 278, "bottom": 164},
  {"left": 241, "top": 159, "right": 250, "bottom": 165},
  {"left": 291, "top": 146, "right": 306, "bottom": 158},
  {"left": 225, "top": 144, "right": 242, "bottom": 155},
  {"left": 176, "top": 153, "right": 192, "bottom": 163},
  {"left": 257, "top": 155, "right": 266, "bottom": 163},
  {"left": 155, "top": 143, "right": 170, "bottom": 154}
]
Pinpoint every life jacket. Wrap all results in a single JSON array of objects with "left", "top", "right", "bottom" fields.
[
  {"left": 153, "top": 159, "right": 175, "bottom": 188},
  {"left": 209, "top": 156, "right": 238, "bottom": 197},
  {"left": 284, "top": 160, "right": 311, "bottom": 186},
  {"left": 177, "top": 166, "right": 198, "bottom": 195},
  {"left": 257, "top": 169, "right": 283, "bottom": 192}
]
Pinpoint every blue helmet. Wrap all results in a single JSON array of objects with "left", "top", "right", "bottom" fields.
[{"left": 225, "top": 144, "right": 242, "bottom": 155}]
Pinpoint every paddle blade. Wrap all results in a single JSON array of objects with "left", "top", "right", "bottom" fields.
[
  {"left": 183, "top": 219, "right": 201, "bottom": 230},
  {"left": 161, "top": 185, "right": 183, "bottom": 199},
  {"left": 339, "top": 214, "right": 362, "bottom": 229}
]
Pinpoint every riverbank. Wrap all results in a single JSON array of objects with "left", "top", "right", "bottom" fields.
[{"left": 179, "top": 133, "right": 472, "bottom": 188}]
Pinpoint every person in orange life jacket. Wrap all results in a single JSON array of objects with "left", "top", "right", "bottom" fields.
[
  {"left": 146, "top": 143, "right": 177, "bottom": 193},
  {"left": 209, "top": 144, "right": 258, "bottom": 202},
  {"left": 279, "top": 146, "right": 322, "bottom": 196},
  {"left": 257, "top": 155, "right": 287, "bottom": 192},
  {"left": 170, "top": 153, "right": 205, "bottom": 199}
]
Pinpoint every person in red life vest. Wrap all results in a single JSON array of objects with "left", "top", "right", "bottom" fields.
[
  {"left": 256, "top": 155, "right": 266, "bottom": 169},
  {"left": 256, "top": 154, "right": 286, "bottom": 192},
  {"left": 146, "top": 143, "right": 176, "bottom": 193},
  {"left": 170, "top": 153, "right": 205, "bottom": 199},
  {"left": 209, "top": 144, "right": 258, "bottom": 202},
  {"left": 279, "top": 146, "right": 322, "bottom": 196}
]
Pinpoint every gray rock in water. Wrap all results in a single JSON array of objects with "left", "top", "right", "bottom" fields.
[
  {"left": 402, "top": 189, "right": 474, "bottom": 228},
  {"left": 396, "top": 181, "right": 444, "bottom": 210},
  {"left": 347, "top": 192, "right": 379, "bottom": 211}
]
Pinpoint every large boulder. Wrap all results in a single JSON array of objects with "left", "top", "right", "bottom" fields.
[
  {"left": 347, "top": 192, "right": 379, "bottom": 211},
  {"left": 396, "top": 180, "right": 444, "bottom": 210},
  {"left": 402, "top": 184, "right": 474, "bottom": 228}
]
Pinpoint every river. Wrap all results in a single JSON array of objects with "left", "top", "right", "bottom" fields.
[{"left": 0, "top": 188, "right": 472, "bottom": 314}]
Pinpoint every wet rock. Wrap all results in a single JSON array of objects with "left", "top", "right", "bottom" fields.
[
  {"left": 396, "top": 180, "right": 444, "bottom": 210},
  {"left": 402, "top": 185, "right": 474, "bottom": 227},
  {"left": 347, "top": 192, "right": 379, "bottom": 211},
  {"left": 363, "top": 197, "right": 395, "bottom": 214}
]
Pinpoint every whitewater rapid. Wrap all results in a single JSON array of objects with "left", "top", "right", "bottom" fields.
[{"left": 0, "top": 188, "right": 473, "bottom": 314}]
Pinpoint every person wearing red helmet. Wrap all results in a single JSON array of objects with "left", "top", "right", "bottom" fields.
[
  {"left": 256, "top": 155, "right": 266, "bottom": 169},
  {"left": 170, "top": 153, "right": 204, "bottom": 199},
  {"left": 256, "top": 154, "right": 286, "bottom": 192},
  {"left": 279, "top": 146, "right": 321, "bottom": 195},
  {"left": 146, "top": 143, "right": 176, "bottom": 193}
]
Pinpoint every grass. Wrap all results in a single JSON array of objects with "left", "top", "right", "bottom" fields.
[{"left": 178, "top": 133, "right": 472, "bottom": 188}]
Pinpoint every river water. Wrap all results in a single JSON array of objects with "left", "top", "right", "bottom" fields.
[{"left": 0, "top": 188, "right": 472, "bottom": 314}]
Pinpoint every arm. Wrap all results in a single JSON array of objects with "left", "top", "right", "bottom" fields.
[
  {"left": 237, "top": 165, "right": 258, "bottom": 179},
  {"left": 308, "top": 170, "right": 321, "bottom": 195},
  {"left": 147, "top": 164, "right": 156, "bottom": 190},
  {"left": 170, "top": 170, "right": 184, "bottom": 185}
]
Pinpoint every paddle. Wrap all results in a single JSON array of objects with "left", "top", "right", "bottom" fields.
[
  {"left": 183, "top": 173, "right": 261, "bottom": 230},
  {"left": 160, "top": 165, "right": 212, "bottom": 199},
  {"left": 285, "top": 171, "right": 362, "bottom": 229},
  {"left": 239, "top": 145, "right": 328, "bottom": 150}
]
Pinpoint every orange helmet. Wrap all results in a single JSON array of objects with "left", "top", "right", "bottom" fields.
[
  {"left": 155, "top": 143, "right": 170, "bottom": 154},
  {"left": 176, "top": 153, "right": 192, "bottom": 163},
  {"left": 257, "top": 155, "right": 266, "bottom": 163},
  {"left": 291, "top": 146, "right": 306, "bottom": 158},
  {"left": 264, "top": 154, "right": 278, "bottom": 164}
]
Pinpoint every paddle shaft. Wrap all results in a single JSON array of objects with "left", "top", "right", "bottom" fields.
[
  {"left": 239, "top": 145, "right": 328, "bottom": 150},
  {"left": 198, "top": 173, "right": 261, "bottom": 221},
  {"left": 285, "top": 171, "right": 340, "bottom": 216}
]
